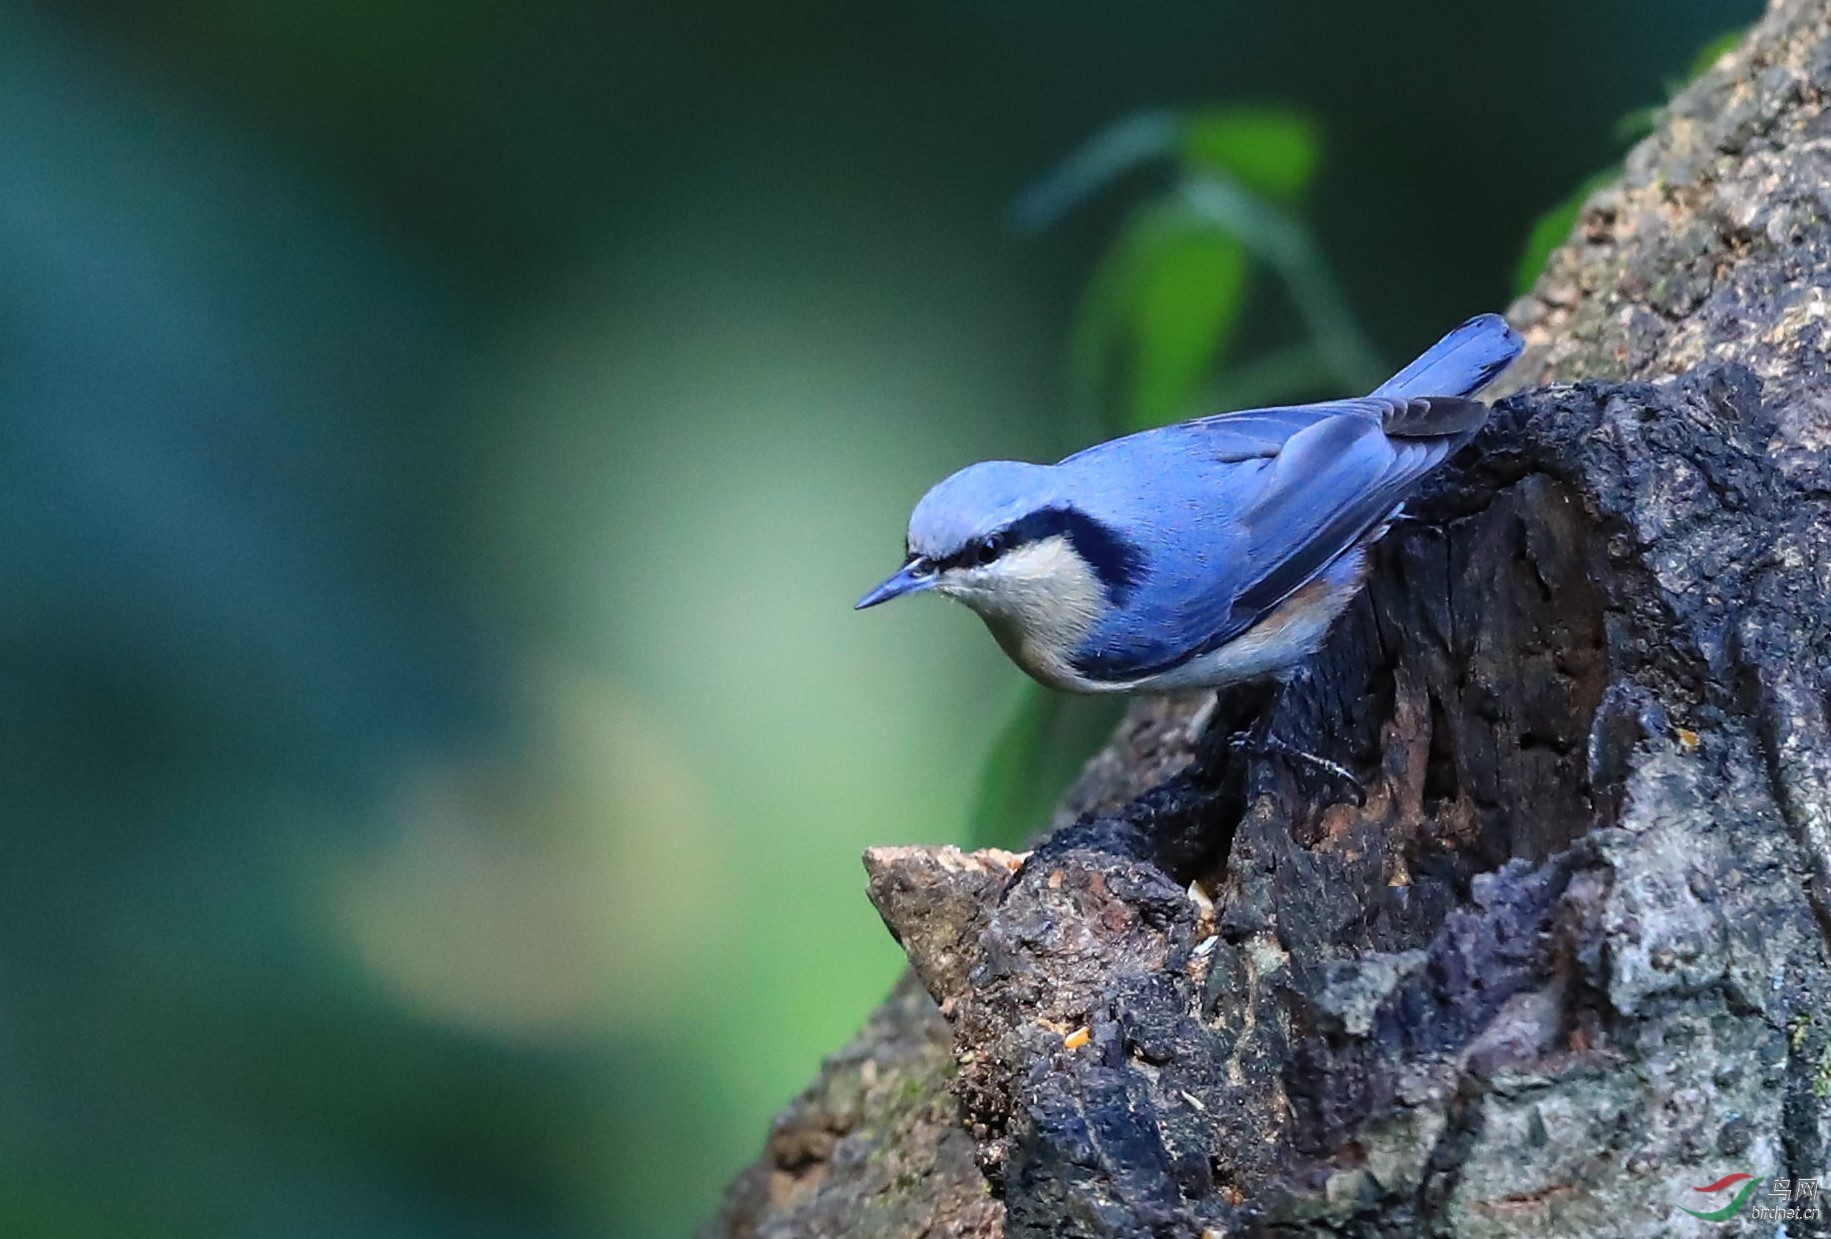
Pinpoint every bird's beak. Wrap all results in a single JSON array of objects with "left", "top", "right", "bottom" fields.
[{"left": 856, "top": 560, "right": 935, "bottom": 610}]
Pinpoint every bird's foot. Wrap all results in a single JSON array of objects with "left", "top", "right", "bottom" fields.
[{"left": 1228, "top": 726, "right": 1366, "bottom": 807}]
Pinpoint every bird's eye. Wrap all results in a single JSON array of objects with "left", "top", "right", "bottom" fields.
[
  {"left": 908, "top": 556, "right": 935, "bottom": 578},
  {"left": 967, "top": 532, "right": 1005, "bottom": 568}
]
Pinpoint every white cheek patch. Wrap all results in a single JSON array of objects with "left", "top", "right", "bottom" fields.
[{"left": 940, "top": 536, "right": 1106, "bottom": 687}]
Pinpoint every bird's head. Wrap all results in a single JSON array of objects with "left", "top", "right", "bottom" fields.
[{"left": 856, "top": 461, "right": 1145, "bottom": 636}]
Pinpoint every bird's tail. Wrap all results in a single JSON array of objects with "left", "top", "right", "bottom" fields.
[{"left": 1372, "top": 313, "right": 1523, "bottom": 400}]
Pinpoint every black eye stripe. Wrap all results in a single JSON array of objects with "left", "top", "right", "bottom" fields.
[
  {"left": 929, "top": 508, "right": 1142, "bottom": 602},
  {"left": 939, "top": 529, "right": 1011, "bottom": 572},
  {"left": 990, "top": 508, "right": 1146, "bottom": 602}
]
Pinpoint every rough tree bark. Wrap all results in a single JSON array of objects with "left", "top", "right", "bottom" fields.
[{"left": 705, "top": 2, "right": 1831, "bottom": 1234}]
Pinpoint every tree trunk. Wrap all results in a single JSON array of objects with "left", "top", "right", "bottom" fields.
[{"left": 705, "top": 2, "right": 1831, "bottom": 1234}]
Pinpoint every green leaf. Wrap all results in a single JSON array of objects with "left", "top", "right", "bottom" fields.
[
  {"left": 1015, "top": 106, "right": 1317, "bottom": 232},
  {"left": 1513, "top": 167, "right": 1617, "bottom": 297},
  {"left": 1071, "top": 199, "right": 1250, "bottom": 432},
  {"left": 1128, "top": 223, "right": 1248, "bottom": 428},
  {"left": 1612, "top": 105, "right": 1660, "bottom": 145},
  {"left": 1630, "top": 29, "right": 1750, "bottom": 143},
  {"left": 1687, "top": 27, "right": 1745, "bottom": 81},
  {"left": 1521, "top": 26, "right": 1748, "bottom": 300},
  {"left": 1198, "top": 340, "right": 1333, "bottom": 410},
  {"left": 969, "top": 684, "right": 1060, "bottom": 849},
  {"left": 969, "top": 687, "right": 1125, "bottom": 850},
  {"left": 1180, "top": 106, "right": 1318, "bottom": 204},
  {"left": 1012, "top": 110, "right": 1179, "bottom": 231}
]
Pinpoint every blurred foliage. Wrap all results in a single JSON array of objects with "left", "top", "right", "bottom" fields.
[
  {"left": 1687, "top": 26, "right": 1750, "bottom": 79},
  {"left": 1514, "top": 22, "right": 1750, "bottom": 295},
  {"left": 1024, "top": 106, "right": 1379, "bottom": 435},
  {"left": 971, "top": 684, "right": 1064, "bottom": 845},
  {"left": 1075, "top": 196, "right": 1254, "bottom": 431},
  {"left": 974, "top": 106, "right": 1374, "bottom": 849},
  {"left": 1513, "top": 167, "right": 1622, "bottom": 296},
  {"left": 970, "top": 684, "right": 1126, "bottom": 848},
  {"left": 1182, "top": 108, "right": 1320, "bottom": 200}
]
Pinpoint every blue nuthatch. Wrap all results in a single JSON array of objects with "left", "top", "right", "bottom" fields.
[{"left": 857, "top": 314, "right": 1522, "bottom": 695}]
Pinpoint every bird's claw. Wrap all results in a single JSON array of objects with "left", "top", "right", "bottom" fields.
[{"left": 1229, "top": 727, "right": 1366, "bottom": 807}]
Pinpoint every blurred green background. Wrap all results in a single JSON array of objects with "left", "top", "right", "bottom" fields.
[{"left": 0, "top": 0, "right": 1755, "bottom": 1235}]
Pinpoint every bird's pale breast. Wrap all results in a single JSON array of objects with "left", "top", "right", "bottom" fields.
[{"left": 1117, "top": 545, "right": 1373, "bottom": 693}]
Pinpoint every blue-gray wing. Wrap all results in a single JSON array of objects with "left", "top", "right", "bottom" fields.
[
  {"left": 1072, "top": 395, "right": 1486, "bottom": 682},
  {"left": 1060, "top": 404, "right": 1336, "bottom": 467}
]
